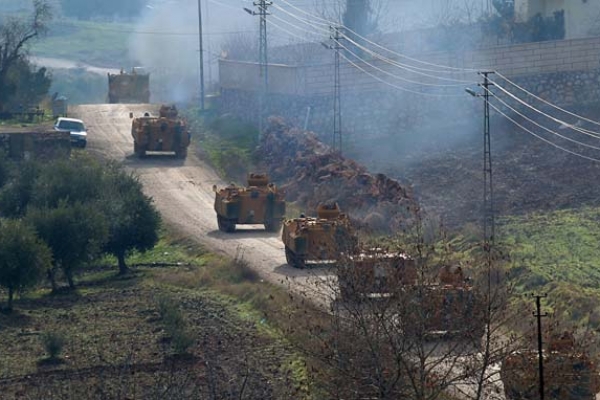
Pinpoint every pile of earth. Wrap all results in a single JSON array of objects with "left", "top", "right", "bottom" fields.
[{"left": 258, "top": 117, "right": 418, "bottom": 233}]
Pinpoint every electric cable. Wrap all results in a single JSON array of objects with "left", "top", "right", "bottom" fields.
[
  {"left": 480, "top": 86, "right": 600, "bottom": 151},
  {"left": 334, "top": 39, "right": 471, "bottom": 88},
  {"left": 495, "top": 71, "right": 600, "bottom": 130},
  {"left": 274, "top": 2, "right": 478, "bottom": 81},
  {"left": 488, "top": 77, "right": 600, "bottom": 139},
  {"left": 486, "top": 99, "right": 600, "bottom": 163},
  {"left": 277, "top": 0, "right": 479, "bottom": 73},
  {"left": 339, "top": 52, "right": 465, "bottom": 97},
  {"left": 267, "top": 9, "right": 475, "bottom": 86}
]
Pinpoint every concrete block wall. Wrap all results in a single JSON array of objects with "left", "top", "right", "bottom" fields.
[{"left": 218, "top": 36, "right": 600, "bottom": 140}]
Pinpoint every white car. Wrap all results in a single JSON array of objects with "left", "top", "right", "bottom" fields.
[{"left": 54, "top": 117, "right": 87, "bottom": 148}]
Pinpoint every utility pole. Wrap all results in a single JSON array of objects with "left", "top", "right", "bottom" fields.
[
  {"left": 245, "top": 0, "right": 272, "bottom": 136},
  {"left": 322, "top": 26, "right": 343, "bottom": 154},
  {"left": 198, "top": 0, "right": 205, "bottom": 111},
  {"left": 532, "top": 294, "right": 548, "bottom": 400},
  {"left": 481, "top": 71, "right": 495, "bottom": 253}
]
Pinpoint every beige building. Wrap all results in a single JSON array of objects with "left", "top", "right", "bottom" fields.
[{"left": 515, "top": 0, "right": 600, "bottom": 39}]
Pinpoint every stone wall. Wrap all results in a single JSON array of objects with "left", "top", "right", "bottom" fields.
[{"left": 218, "top": 36, "right": 600, "bottom": 141}]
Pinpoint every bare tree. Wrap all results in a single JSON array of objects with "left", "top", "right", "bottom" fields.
[
  {"left": 0, "top": 0, "right": 51, "bottom": 112},
  {"left": 281, "top": 214, "right": 527, "bottom": 400}
]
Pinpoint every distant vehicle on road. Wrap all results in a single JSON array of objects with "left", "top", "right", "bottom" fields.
[
  {"left": 54, "top": 117, "right": 87, "bottom": 148},
  {"left": 108, "top": 68, "right": 150, "bottom": 104}
]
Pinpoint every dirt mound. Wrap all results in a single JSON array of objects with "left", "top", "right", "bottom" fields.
[{"left": 258, "top": 117, "right": 418, "bottom": 232}]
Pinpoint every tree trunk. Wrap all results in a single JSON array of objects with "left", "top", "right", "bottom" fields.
[
  {"left": 7, "top": 286, "right": 13, "bottom": 311},
  {"left": 66, "top": 268, "right": 75, "bottom": 289},
  {"left": 117, "top": 251, "right": 128, "bottom": 275},
  {"left": 48, "top": 268, "right": 58, "bottom": 292}
]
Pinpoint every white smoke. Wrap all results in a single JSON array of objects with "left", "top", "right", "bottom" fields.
[{"left": 129, "top": 0, "right": 254, "bottom": 103}]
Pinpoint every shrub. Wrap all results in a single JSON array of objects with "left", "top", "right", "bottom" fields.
[{"left": 42, "top": 332, "right": 65, "bottom": 360}]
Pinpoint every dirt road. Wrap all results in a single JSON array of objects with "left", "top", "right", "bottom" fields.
[{"left": 71, "top": 104, "right": 325, "bottom": 297}]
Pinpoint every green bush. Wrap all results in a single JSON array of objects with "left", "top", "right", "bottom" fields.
[
  {"left": 42, "top": 332, "right": 65, "bottom": 360},
  {"left": 156, "top": 295, "right": 194, "bottom": 355}
]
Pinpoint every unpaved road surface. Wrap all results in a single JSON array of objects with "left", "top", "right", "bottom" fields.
[{"left": 71, "top": 104, "right": 325, "bottom": 298}]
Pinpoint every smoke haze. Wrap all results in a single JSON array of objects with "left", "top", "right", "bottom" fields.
[{"left": 129, "top": 0, "right": 254, "bottom": 103}]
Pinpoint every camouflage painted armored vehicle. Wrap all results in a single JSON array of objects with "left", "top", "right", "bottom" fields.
[
  {"left": 108, "top": 68, "right": 150, "bottom": 103},
  {"left": 501, "top": 332, "right": 600, "bottom": 400},
  {"left": 212, "top": 173, "right": 286, "bottom": 233},
  {"left": 282, "top": 203, "right": 357, "bottom": 269},
  {"left": 130, "top": 105, "right": 190, "bottom": 158},
  {"left": 337, "top": 253, "right": 485, "bottom": 339},
  {"left": 337, "top": 248, "right": 416, "bottom": 300},
  {"left": 419, "top": 267, "right": 485, "bottom": 340}
]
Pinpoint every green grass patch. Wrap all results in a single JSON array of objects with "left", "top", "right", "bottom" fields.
[
  {"left": 32, "top": 19, "right": 133, "bottom": 67},
  {"left": 446, "top": 207, "right": 600, "bottom": 328},
  {"left": 185, "top": 110, "right": 259, "bottom": 183}
]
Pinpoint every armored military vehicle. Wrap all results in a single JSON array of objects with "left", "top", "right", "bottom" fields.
[
  {"left": 213, "top": 173, "right": 286, "bottom": 233},
  {"left": 282, "top": 203, "right": 357, "bottom": 269},
  {"left": 501, "top": 332, "right": 600, "bottom": 400},
  {"left": 108, "top": 68, "right": 150, "bottom": 104},
  {"left": 130, "top": 105, "right": 190, "bottom": 158}
]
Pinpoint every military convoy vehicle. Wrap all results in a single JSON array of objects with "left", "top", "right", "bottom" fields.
[
  {"left": 213, "top": 173, "right": 286, "bottom": 233},
  {"left": 108, "top": 68, "right": 150, "bottom": 104},
  {"left": 130, "top": 105, "right": 190, "bottom": 158},
  {"left": 337, "top": 250, "right": 484, "bottom": 339},
  {"left": 282, "top": 203, "right": 357, "bottom": 269},
  {"left": 501, "top": 332, "right": 600, "bottom": 400},
  {"left": 337, "top": 248, "right": 416, "bottom": 300}
]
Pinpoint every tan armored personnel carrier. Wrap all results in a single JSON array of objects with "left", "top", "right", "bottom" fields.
[
  {"left": 337, "top": 252, "right": 484, "bottom": 339},
  {"left": 282, "top": 203, "right": 357, "bottom": 269},
  {"left": 212, "top": 173, "right": 286, "bottom": 233},
  {"left": 108, "top": 68, "right": 150, "bottom": 104},
  {"left": 501, "top": 332, "right": 600, "bottom": 400},
  {"left": 419, "top": 267, "right": 485, "bottom": 339},
  {"left": 337, "top": 248, "right": 417, "bottom": 300},
  {"left": 130, "top": 105, "right": 190, "bottom": 158}
]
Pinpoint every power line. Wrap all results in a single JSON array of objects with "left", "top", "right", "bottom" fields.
[
  {"left": 495, "top": 71, "right": 600, "bottom": 131},
  {"left": 267, "top": 10, "right": 475, "bottom": 88},
  {"left": 339, "top": 52, "right": 465, "bottom": 98},
  {"left": 481, "top": 85, "right": 600, "bottom": 150},
  {"left": 489, "top": 77, "right": 600, "bottom": 139},
  {"left": 245, "top": 0, "right": 272, "bottom": 135},
  {"left": 334, "top": 39, "right": 471, "bottom": 88},
  {"left": 486, "top": 100, "right": 600, "bottom": 163},
  {"left": 273, "top": 2, "right": 478, "bottom": 81},
  {"left": 277, "top": 0, "right": 479, "bottom": 73},
  {"left": 482, "top": 87, "right": 600, "bottom": 150}
]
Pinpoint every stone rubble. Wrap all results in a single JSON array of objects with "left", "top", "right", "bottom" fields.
[{"left": 258, "top": 117, "right": 418, "bottom": 233}]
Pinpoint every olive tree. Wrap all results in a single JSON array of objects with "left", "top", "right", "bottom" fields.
[
  {"left": 0, "top": 219, "right": 51, "bottom": 310},
  {"left": 101, "top": 165, "right": 160, "bottom": 275},
  {"left": 26, "top": 201, "right": 108, "bottom": 290}
]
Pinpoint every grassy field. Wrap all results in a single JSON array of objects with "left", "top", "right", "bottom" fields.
[
  {"left": 31, "top": 19, "right": 133, "bottom": 67},
  {"left": 444, "top": 207, "right": 600, "bottom": 328},
  {"left": 0, "top": 229, "right": 311, "bottom": 399},
  {"left": 497, "top": 207, "right": 600, "bottom": 326}
]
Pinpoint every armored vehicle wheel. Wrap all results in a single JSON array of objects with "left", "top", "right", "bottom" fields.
[
  {"left": 285, "top": 246, "right": 305, "bottom": 269},
  {"left": 134, "top": 142, "right": 146, "bottom": 158},
  {"left": 217, "top": 215, "right": 236, "bottom": 233},
  {"left": 264, "top": 219, "right": 282, "bottom": 232},
  {"left": 175, "top": 147, "right": 187, "bottom": 159}
]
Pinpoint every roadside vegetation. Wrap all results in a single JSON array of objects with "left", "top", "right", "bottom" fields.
[
  {"left": 0, "top": 153, "right": 160, "bottom": 303},
  {"left": 186, "top": 109, "right": 260, "bottom": 184},
  {"left": 0, "top": 229, "right": 311, "bottom": 399}
]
